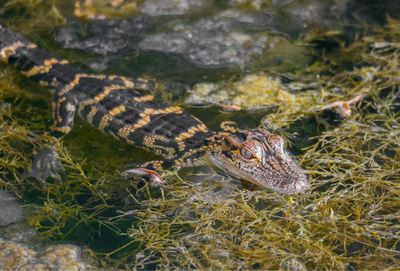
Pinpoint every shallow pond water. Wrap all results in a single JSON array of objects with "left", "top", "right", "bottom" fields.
[{"left": 0, "top": 0, "right": 399, "bottom": 269}]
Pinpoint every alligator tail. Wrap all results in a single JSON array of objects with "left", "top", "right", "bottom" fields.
[{"left": 0, "top": 24, "right": 79, "bottom": 88}]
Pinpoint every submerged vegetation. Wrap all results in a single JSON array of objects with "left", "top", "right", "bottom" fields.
[{"left": 0, "top": 0, "right": 399, "bottom": 269}]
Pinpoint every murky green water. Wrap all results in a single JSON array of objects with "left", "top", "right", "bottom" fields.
[{"left": 0, "top": 0, "right": 399, "bottom": 269}]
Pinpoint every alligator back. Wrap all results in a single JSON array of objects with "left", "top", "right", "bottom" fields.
[
  {"left": 74, "top": 75, "right": 212, "bottom": 158},
  {"left": 0, "top": 24, "right": 214, "bottom": 160}
]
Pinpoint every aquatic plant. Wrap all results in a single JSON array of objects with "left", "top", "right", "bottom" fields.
[{"left": 0, "top": 1, "right": 399, "bottom": 269}]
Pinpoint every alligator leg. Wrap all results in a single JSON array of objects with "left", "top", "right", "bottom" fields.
[
  {"left": 28, "top": 148, "right": 65, "bottom": 185},
  {"left": 50, "top": 89, "right": 79, "bottom": 138},
  {"left": 27, "top": 89, "right": 79, "bottom": 185}
]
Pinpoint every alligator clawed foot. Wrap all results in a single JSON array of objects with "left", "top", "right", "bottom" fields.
[
  {"left": 26, "top": 148, "right": 65, "bottom": 187},
  {"left": 322, "top": 94, "right": 364, "bottom": 118},
  {"left": 122, "top": 168, "right": 166, "bottom": 185}
]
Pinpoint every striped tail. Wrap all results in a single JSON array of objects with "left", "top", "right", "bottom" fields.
[{"left": 0, "top": 24, "right": 79, "bottom": 88}]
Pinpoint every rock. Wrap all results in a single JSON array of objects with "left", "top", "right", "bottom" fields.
[
  {"left": 186, "top": 73, "right": 296, "bottom": 110},
  {"left": 56, "top": 2, "right": 319, "bottom": 69},
  {"left": 55, "top": 16, "right": 150, "bottom": 55},
  {"left": 0, "top": 191, "right": 23, "bottom": 226},
  {"left": 0, "top": 239, "right": 36, "bottom": 270},
  {"left": 0, "top": 239, "right": 98, "bottom": 270},
  {"left": 138, "top": 10, "right": 279, "bottom": 67},
  {"left": 261, "top": 0, "right": 348, "bottom": 39},
  {"left": 0, "top": 223, "right": 37, "bottom": 243},
  {"left": 56, "top": 8, "right": 287, "bottom": 68}
]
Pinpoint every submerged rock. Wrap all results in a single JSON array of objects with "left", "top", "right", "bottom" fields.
[
  {"left": 138, "top": 10, "right": 283, "bottom": 67},
  {"left": 0, "top": 191, "right": 23, "bottom": 226},
  {"left": 0, "top": 202, "right": 98, "bottom": 270},
  {"left": 0, "top": 239, "right": 36, "bottom": 270},
  {"left": 186, "top": 73, "right": 298, "bottom": 110},
  {"left": 0, "top": 239, "right": 97, "bottom": 270},
  {"left": 0, "top": 223, "right": 37, "bottom": 244},
  {"left": 56, "top": 8, "right": 295, "bottom": 68},
  {"left": 56, "top": 16, "right": 149, "bottom": 55},
  {"left": 185, "top": 73, "right": 328, "bottom": 128},
  {"left": 268, "top": 0, "right": 348, "bottom": 38}
]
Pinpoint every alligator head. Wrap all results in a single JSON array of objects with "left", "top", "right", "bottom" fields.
[{"left": 207, "top": 128, "right": 308, "bottom": 194}]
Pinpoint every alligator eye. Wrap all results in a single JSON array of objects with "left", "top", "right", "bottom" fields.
[{"left": 240, "top": 148, "right": 254, "bottom": 160}]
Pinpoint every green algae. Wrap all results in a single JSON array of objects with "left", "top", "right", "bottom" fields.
[
  {"left": 0, "top": 0, "right": 67, "bottom": 33},
  {"left": 223, "top": 0, "right": 272, "bottom": 11},
  {"left": 73, "top": 0, "right": 141, "bottom": 19},
  {"left": 187, "top": 73, "right": 298, "bottom": 110},
  {"left": 0, "top": 1, "right": 400, "bottom": 270}
]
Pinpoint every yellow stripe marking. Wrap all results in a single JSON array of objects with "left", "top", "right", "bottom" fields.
[
  {"left": 27, "top": 43, "right": 37, "bottom": 49},
  {"left": 133, "top": 95, "right": 154, "bottom": 102},
  {"left": 53, "top": 97, "right": 66, "bottom": 123},
  {"left": 175, "top": 123, "right": 208, "bottom": 151},
  {"left": 118, "top": 106, "right": 183, "bottom": 139},
  {"left": 98, "top": 105, "right": 126, "bottom": 131},
  {"left": 108, "top": 105, "right": 126, "bottom": 116},
  {"left": 52, "top": 126, "right": 72, "bottom": 134},
  {"left": 39, "top": 80, "right": 49, "bottom": 87},
  {"left": 98, "top": 114, "right": 113, "bottom": 131},
  {"left": 108, "top": 75, "right": 136, "bottom": 88},
  {"left": 58, "top": 73, "right": 151, "bottom": 98},
  {"left": 86, "top": 107, "right": 98, "bottom": 125},
  {"left": 59, "top": 73, "right": 107, "bottom": 96},
  {"left": 78, "top": 84, "right": 123, "bottom": 111},
  {"left": 22, "top": 58, "right": 69, "bottom": 77},
  {"left": 0, "top": 41, "right": 24, "bottom": 62}
]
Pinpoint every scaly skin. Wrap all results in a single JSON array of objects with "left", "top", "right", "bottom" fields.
[{"left": 0, "top": 24, "right": 308, "bottom": 194}]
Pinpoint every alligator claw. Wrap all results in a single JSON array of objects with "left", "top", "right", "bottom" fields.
[
  {"left": 26, "top": 148, "right": 65, "bottom": 186},
  {"left": 122, "top": 168, "right": 166, "bottom": 184}
]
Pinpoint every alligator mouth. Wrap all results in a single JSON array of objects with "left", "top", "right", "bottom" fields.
[
  {"left": 206, "top": 153, "right": 308, "bottom": 194},
  {"left": 274, "top": 176, "right": 309, "bottom": 194},
  {"left": 206, "top": 153, "right": 268, "bottom": 188},
  {"left": 206, "top": 153, "right": 247, "bottom": 179}
]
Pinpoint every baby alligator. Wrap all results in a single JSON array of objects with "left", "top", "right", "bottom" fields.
[{"left": 0, "top": 25, "right": 308, "bottom": 194}]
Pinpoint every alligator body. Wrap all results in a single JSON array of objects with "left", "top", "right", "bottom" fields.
[{"left": 0, "top": 25, "right": 308, "bottom": 194}]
